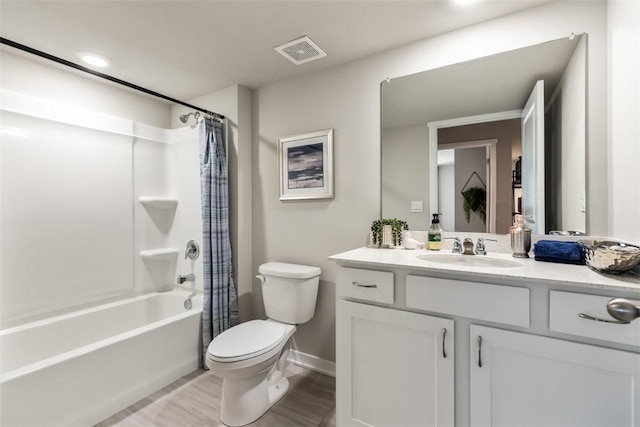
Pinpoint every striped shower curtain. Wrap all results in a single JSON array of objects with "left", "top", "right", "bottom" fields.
[{"left": 199, "top": 116, "right": 239, "bottom": 366}]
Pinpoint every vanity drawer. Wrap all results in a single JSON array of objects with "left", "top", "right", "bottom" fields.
[
  {"left": 550, "top": 291, "right": 640, "bottom": 347},
  {"left": 336, "top": 267, "right": 394, "bottom": 304},
  {"left": 406, "top": 275, "right": 530, "bottom": 327}
]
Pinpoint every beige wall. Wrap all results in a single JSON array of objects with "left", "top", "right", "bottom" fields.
[
  {"left": 438, "top": 119, "right": 520, "bottom": 234},
  {"left": 548, "top": 35, "right": 587, "bottom": 233},
  {"left": 382, "top": 124, "right": 430, "bottom": 230},
  {"left": 252, "top": 1, "right": 609, "bottom": 362}
]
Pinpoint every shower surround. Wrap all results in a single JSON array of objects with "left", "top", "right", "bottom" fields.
[{"left": 0, "top": 88, "right": 204, "bottom": 424}]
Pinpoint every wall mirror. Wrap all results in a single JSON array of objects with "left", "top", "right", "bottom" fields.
[{"left": 381, "top": 34, "right": 587, "bottom": 235}]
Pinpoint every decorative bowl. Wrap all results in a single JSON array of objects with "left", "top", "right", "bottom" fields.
[{"left": 579, "top": 240, "right": 640, "bottom": 274}]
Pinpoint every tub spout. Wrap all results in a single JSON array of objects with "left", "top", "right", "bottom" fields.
[{"left": 177, "top": 273, "right": 195, "bottom": 284}]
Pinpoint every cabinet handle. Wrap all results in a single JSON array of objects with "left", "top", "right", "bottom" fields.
[
  {"left": 442, "top": 328, "right": 447, "bottom": 358},
  {"left": 578, "top": 313, "right": 630, "bottom": 324},
  {"left": 477, "top": 336, "right": 483, "bottom": 368},
  {"left": 351, "top": 281, "right": 377, "bottom": 288},
  {"left": 607, "top": 298, "right": 640, "bottom": 323}
]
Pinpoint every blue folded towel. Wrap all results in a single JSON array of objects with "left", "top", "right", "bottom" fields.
[{"left": 534, "top": 240, "right": 585, "bottom": 265}]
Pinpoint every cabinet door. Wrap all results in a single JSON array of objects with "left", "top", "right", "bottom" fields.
[
  {"left": 470, "top": 325, "right": 640, "bottom": 427},
  {"left": 337, "top": 300, "right": 454, "bottom": 427}
]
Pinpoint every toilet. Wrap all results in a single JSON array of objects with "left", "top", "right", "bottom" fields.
[{"left": 205, "top": 262, "right": 321, "bottom": 427}]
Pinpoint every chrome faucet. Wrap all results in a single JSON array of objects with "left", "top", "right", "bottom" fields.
[
  {"left": 447, "top": 237, "right": 463, "bottom": 254},
  {"left": 474, "top": 238, "right": 498, "bottom": 255},
  {"left": 450, "top": 237, "right": 498, "bottom": 255},
  {"left": 462, "top": 238, "right": 475, "bottom": 255},
  {"left": 177, "top": 273, "right": 195, "bottom": 284}
]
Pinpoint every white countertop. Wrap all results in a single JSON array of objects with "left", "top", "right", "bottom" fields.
[{"left": 329, "top": 247, "right": 640, "bottom": 293}]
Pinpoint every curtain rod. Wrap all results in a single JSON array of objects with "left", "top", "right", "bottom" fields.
[{"left": 0, "top": 37, "right": 225, "bottom": 120}]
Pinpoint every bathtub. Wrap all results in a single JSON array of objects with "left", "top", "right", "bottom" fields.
[{"left": 0, "top": 288, "right": 203, "bottom": 427}]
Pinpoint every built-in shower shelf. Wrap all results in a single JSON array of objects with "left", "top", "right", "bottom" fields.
[
  {"left": 139, "top": 248, "right": 179, "bottom": 260},
  {"left": 138, "top": 197, "right": 178, "bottom": 209}
]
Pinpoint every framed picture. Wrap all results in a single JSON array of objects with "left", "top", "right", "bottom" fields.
[{"left": 278, "top": 128, "right": 334, "bottom": 201}]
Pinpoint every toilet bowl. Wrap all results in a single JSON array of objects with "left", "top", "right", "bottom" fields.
[
  {"left": 206, "top": 262, "right": 321, "bottom": 427},
  {"left": 206, "top": 319, "right": 296, "bottom": 426}
]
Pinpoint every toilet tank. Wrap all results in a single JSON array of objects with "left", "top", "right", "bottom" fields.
[{"left": 258, "top": 262, "right": 321, "bottom": 325}]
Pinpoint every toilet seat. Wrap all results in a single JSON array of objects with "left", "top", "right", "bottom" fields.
[{"left": 207, "top": 320, "right": 287, "bottom": 363}]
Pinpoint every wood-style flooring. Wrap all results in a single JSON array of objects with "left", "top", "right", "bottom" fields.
[{"left": 95, "top": 365, "right": 336, "bottom": 427}]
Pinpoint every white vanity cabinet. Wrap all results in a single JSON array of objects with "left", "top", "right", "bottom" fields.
[
  {"left": 336, "top": 268, "right": 454, "bottom": 427},
  {"left": 470, "top": 325, "right": 640, "bottom": 427},
  {"left": 331, "top": 247, "right": 640, "bottom": 427}
]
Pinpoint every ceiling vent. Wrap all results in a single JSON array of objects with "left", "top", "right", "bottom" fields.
[{"left": 274, "top": 35, "right": 327, "bottom": 65}]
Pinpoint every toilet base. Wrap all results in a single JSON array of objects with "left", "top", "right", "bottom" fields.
[
  {"left": 220, "top": 371, "right": 290, "bottom": 427},
  {"left": 207, "top": 322, "right": 297, "bottom": 427},
  {"left": 267, "top": 375, "right": 290, "bottom": 411}
]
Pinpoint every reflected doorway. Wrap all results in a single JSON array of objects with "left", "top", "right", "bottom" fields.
[{"left": 437, "top": 139, "right": 497, "bottom": 233}]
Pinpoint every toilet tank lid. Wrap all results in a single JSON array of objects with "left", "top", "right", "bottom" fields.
[{"left": 259, "top": 262, "right": 321, "bottom": 279}]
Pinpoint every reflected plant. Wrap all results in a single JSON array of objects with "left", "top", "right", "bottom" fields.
[{"left": 461, "top": 187, "right": 487, "bottom": 224}]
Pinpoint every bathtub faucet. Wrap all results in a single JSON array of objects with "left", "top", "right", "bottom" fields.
[{"left": 177, "top": 273, "right": 195, "bottom": 284}]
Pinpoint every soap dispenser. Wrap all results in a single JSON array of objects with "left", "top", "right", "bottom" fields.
[{"left": 427, "top": 213, "right": 443, "bottom": 251}]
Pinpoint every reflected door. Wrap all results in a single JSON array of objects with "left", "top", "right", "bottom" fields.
[{"left": 521, "top": 80, "right": 545, "bottom": 234}]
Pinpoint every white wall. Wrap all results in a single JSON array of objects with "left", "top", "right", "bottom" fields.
[
  {"left": 609, "top": 0, "right": 640, "bottom": 244},
  {"left": 253, "top": 1, "right": 608, "bottom": 363}
]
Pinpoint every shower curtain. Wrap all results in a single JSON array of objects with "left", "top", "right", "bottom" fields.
[{"left": 199, "top": 116, "right": 239, "bottom": 366}]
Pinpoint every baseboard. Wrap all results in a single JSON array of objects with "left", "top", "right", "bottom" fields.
[{"left": 287, "top": 349, "right": 335, "bottom": 377}]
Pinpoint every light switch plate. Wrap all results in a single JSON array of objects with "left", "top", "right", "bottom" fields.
[{"left": 411, "top": 201, "right": 423, "bottom": 213}]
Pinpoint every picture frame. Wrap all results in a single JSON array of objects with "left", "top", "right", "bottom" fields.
[{"left": 278, "top": 128, "right": 334, "bottom": 201}]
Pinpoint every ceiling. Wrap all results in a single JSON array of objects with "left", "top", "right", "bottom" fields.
[{"left": 0, "top": 0, "right": 554, "bottom": 102}]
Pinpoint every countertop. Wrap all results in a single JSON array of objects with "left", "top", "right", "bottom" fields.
[{"left": 329, "top": 247, "right": 640, "bottom": 293}]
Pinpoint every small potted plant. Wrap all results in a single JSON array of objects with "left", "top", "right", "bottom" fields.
[{"left": 371, "top": 218, "right": 409, "bottom": 247}]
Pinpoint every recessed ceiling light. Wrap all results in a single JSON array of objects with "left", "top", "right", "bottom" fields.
[{"left": 76, "top": 50, "right": 111, "bottom": 68}]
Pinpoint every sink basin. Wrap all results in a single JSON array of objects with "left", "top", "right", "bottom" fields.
[{"left": 417, "top": 253, "right": 523, "bottom": 268}]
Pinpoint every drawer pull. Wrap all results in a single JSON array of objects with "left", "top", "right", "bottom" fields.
[
  {"left": 477, "top": 336, "right": 483, "bottom": 368},
  {"left": 578, "top": 313, "right": 630, "bottom": 325},
  {"left": 351, "top": 281, "right": 378, "bottom": 289},
  {"left": 607, "top": 298, "right": 640, "bottom": 323},
  {"left": 442, "top": 328, "right": 447, "bottom": 358}
]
